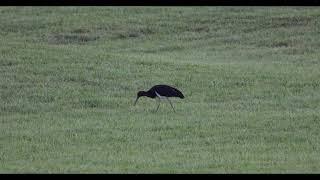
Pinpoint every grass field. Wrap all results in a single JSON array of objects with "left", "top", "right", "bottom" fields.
[{"left": 1, "top": 7, "right": 320, "bottom": 173}]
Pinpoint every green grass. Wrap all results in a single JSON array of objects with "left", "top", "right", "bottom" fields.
[{"left": 1, "top": 6, "right": 320, "bottom": 173}]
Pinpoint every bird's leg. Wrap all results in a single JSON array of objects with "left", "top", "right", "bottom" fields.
[
  {"left": 166, "top": 97, "right": 176, "bottom": 112},
  {"left": 155, "top": 97, "right": 161, "bottom": 112}
]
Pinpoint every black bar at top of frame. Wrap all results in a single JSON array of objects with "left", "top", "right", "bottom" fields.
[{"left": 1, "top": 0, "right": 320, "bottom": 6}]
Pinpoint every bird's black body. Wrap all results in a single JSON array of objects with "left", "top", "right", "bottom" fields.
[
  {"left": 145, "top": 85, "right": 184, "bottom": 99},
  {"left": 134, "top": 84, "right": 184, "bottom": 112}
]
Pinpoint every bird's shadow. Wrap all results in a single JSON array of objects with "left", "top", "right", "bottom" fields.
[{"left": 150, "top": 109, "right": 181, "bottom": 114}]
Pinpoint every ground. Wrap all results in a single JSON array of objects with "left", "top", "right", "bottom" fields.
[{"left": 1, "top": 7, "right": 320, "bottom": 173}]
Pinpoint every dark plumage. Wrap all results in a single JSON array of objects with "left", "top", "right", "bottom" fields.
[{"left": 134, "top": 84, "right": 184, "bottom": 112}]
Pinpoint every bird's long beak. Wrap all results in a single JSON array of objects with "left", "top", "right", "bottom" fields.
[{"left": 134, "top": 97, "right": 139, "bottom": 106}]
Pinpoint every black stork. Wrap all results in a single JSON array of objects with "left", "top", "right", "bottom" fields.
[{"left": 134, "top": 84, "right": 184, "bottom": 112}]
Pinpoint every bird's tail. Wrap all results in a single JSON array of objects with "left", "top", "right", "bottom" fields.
[{"left": 177, "top": 90, "right": 184, "bottom": 99}]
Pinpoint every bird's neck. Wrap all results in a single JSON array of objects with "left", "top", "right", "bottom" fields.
[{"left": 142, "top": 91, "right": 153, "bottom": 98}]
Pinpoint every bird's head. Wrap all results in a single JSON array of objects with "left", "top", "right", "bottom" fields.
[{"left": 134, "top": 91, "right": 147, "bottom": 106}]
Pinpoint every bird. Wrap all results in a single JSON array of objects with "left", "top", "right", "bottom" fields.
[{"left": 134, "top": 84, "right": 184, "bottom": 112}]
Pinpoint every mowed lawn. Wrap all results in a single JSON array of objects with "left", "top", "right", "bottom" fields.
[{"left": 1, "top": 7, "right": 320, "bottom": 173}]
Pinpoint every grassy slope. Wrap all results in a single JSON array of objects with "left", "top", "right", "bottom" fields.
[{"left": 1, "top": 7, "right": 320, "bottom": 173}]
